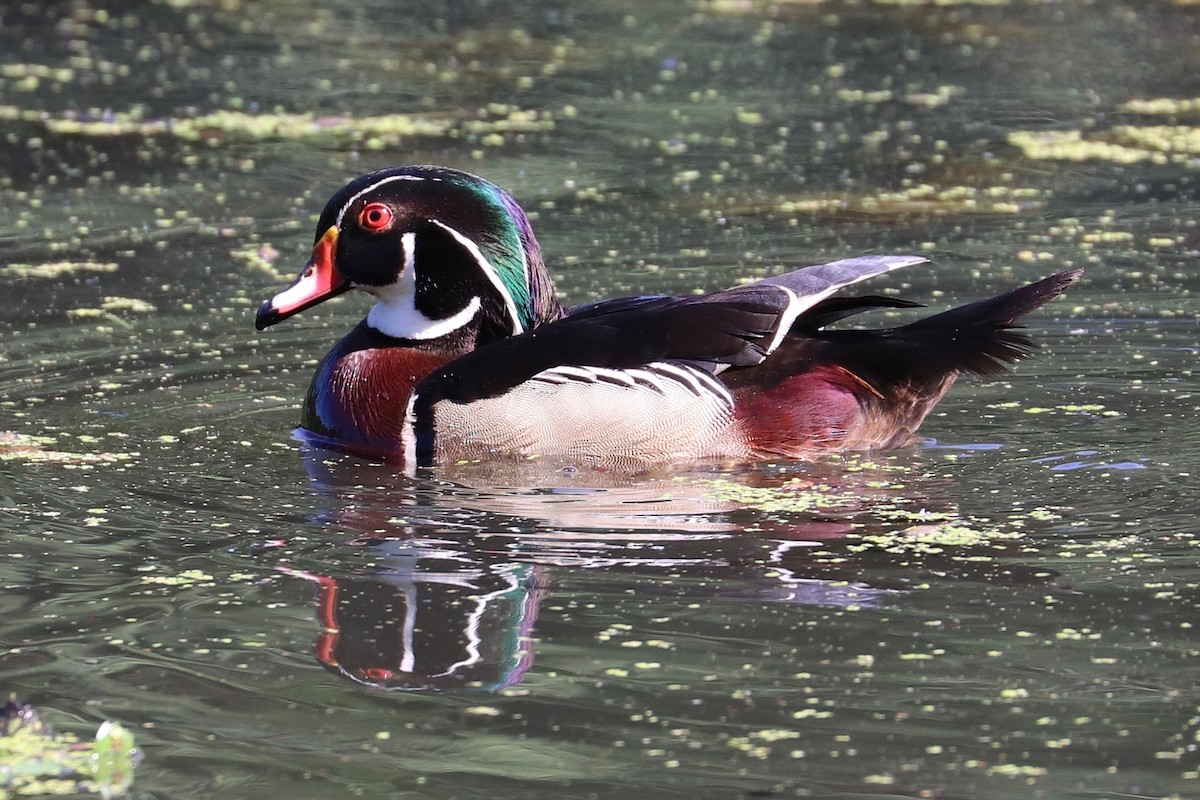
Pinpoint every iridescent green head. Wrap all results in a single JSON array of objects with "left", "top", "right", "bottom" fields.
[{"left": 255, "top": 165, "right": 563, "bottom": 341}]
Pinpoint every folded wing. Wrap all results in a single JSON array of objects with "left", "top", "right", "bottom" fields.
[{"left": 404, "top": 256, "right": 926, "bottom": 466}]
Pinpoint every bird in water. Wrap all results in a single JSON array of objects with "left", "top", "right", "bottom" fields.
[{"left": 255, "top": 165, "right": 1079, "bottom": 472}]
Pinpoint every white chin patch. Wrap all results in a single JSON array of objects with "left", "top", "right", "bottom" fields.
[
  {"left": 368, "top": 293, "right": 481, "bottom": 340},
  {"left": 366, "top": 232, "right": 482, "bottom": 340}
]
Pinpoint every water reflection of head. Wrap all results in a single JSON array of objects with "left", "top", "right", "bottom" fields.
[{"left": 281, "top": 540, "right": 545, "bottom": 691}]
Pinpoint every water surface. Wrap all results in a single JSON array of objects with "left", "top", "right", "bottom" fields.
[{"left": 2, "top": 1, "right": 1198, "bottom": 798}]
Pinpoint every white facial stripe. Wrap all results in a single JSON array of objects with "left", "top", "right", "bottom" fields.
[
  {"left": 428, "top": 218, "right": 524, "bottom": 335},
  {"left": 515, "top": 231, "right": 529, "bottom": 305},
  {"left": 366, "top": 232, "right": 484, "bottom": 339},
  {"left": 400, "top": 230, "right": 417, "bottom": 281},
  {"left": 335, "top": 174, "right": 426, "bottom": 227}
]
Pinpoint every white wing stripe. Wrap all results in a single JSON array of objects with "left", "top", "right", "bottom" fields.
[
  {"left": 763, "top": 284, "right": 802, "bottom": 355},
  {"left": 540, "top": 365, "right": 603, "bottom": 383},
  {"left": 646, "top": 361, "right": 705, "bottom": 396}
]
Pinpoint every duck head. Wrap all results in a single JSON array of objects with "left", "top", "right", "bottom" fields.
[{"left": 255, "top": 165, "right": 563, "bottom": 341}]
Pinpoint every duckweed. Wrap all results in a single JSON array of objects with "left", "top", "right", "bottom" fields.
[
  {"left": 0, "top": 706, "right": 136, "bottom": 798},
  {"left": 0, "top": 432, "right": 135, "bottom": 466},
  {"left": 0, "top": 261, "right": 117, "bottom": 280},
  {"left": 1008, "top": 127, "right": 1200, "bottom": 164},
  {"left": 14, "top": 107, "right": 555, "bottom": 147},
  {"left": 776, "top": 184, "right": 1046, "bottom": 217},
  {"left": 139, "top": 568, "right": 217, "bottom": 587},
  {"left": 699, "top": 477, "right": 858, "bottom": 513}
]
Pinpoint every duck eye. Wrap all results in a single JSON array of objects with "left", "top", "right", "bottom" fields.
[{"left": 358, "top": 202, "right": 393, "bottom": 232}]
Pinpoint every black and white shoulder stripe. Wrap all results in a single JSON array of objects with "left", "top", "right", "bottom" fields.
[{"left": 528, "top": 361, "right": 734, "bottom": 407}]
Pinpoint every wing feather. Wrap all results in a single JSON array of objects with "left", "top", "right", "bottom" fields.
[{"left": 407, "top": 255, "right": 925, "bottom": 462}]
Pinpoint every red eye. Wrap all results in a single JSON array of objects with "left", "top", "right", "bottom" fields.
[{"left": 358, "top": 202, "right": 393, "bottom": 232}]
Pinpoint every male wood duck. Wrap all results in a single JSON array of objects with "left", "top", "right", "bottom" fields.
[{"left": 255, "top": 165, "right": 1079, "bottom": 471}]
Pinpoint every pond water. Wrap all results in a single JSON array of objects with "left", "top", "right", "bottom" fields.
[{"left": 2, "top": 0, "right": 1199, "bottom": 797}]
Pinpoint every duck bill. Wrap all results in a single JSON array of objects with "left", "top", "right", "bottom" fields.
[{"left": 255, "top": 226, "right": 349, "bottom": 330}]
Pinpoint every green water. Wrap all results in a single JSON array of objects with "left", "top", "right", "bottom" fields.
[{"left": 2, "top": 1, "right": 1199, "bottom": 798}]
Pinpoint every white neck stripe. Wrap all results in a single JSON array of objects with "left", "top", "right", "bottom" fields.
[
  {"left": 428, "top": 219, "right": 525, "bottom": 335},
  {"left": 365, "top": 231, "right": 484, "bottom": 340},
  {"left": 368, "top": 293, "right": 482, "bottom": 340}
]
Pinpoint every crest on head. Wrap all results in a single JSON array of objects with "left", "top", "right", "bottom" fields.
[
  {"left": 257, "top": 165, "right": 563, "bottom": 340},
  {"left": 318, "top": 166, "right": 562, "bottom": 338}
]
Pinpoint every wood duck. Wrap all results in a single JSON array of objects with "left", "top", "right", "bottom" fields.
[{"left": 255, "top": 165, "right": 1079, "bottom": 471}]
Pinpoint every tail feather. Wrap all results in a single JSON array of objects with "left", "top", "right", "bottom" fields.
[
  {"left": 763, "top": 268, "right": 1082, "bottom": 395},
  {"left": 895, "top": 268, "right": 1082, "bottom": 377},
  {"left": 724, "top": 268, "right": 1079, "bottom": 455},
  {"left": 797, "top": 295, "right": 924, "bottom": 332}
]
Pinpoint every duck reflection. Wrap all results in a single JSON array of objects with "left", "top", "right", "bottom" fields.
[
  {"left": 279, "top": 529, "right": 899, "bottom": 692},
  {"left": 278, "top": 443, "right": 1061, "bottom": 691},
  {"left": 281, "top": 542, "right": 546, "bottom": 691}
]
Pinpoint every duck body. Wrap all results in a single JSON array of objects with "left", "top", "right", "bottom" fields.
[{"left": 257, "top": 165, "right": 1079, "bottom": 471}]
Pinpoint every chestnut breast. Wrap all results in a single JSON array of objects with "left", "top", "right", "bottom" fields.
[{"left": 302, "top": 322, "right": 457, "bottom": 459}]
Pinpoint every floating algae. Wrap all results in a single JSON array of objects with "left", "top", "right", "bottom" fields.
[
  {"left": 774, "top": 183, "right": 1046, "bottom": 217},
  {"left": 4, "top": 107, "right": 555, "bottom": 149},
  {"left": 1118, "top": 97, "right": 1200, "bottom": 117},
  {"left": 65, "top": 296, "right": 156, "bottom": 327},
  {"left": 699, "top": 476, "right": 861, "bottom": 514},
  {"left": 138, "top": 568, "right": 217, "bottom": 588},
  {"left": 231, "top": 244, "right": 288, "bottom": 282},
  {"left": 0, "top": 432, "right": 135, "bottom": 467},
  {"left": 0, "top": 698, "right": 138, "bottom": 798},
  {"left": 0, "top": 261, "right": 117, "bottom": 280},
  {"left": 698, "top": 459, "right": 914, "bottom": 515},
  {"left": 97, "top": 296, "right": 155, "bottom": 313},
  {"left": 1008, "top": 126, "right": 1200, "bottom": 165},
  {"left": 846, "top": 519, "right": 1023, "bottom": 556}
]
